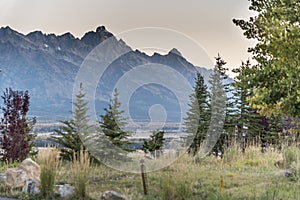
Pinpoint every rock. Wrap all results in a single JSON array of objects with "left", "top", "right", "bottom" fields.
[
  {"left": 277, "top": 170, "right": 294, "bottom": 177},
  {"left": 19, "top": 158, "right": 41, "bottom": 181},
  {"left": 5, "top": 168, "right": 28, "bottom": 189},
  {"left": 101, "top": 191, "right": 126, "bottom": 200},
  {"left": 0, "top": 173, "right": 6, "bottom": 182},
  {"left": 56, "top": 184, "right": 75, "bottom": 198},
  {"left": 4, "top": 158, "right": 40, "bottom": 190},
  {"left": 22, "top": 178, "right": 40, "bottom": 194}
]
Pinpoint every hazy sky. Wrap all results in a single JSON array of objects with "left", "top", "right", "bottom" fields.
[{"left": 0, "top": 0, "right": 257, "bottom": 76}]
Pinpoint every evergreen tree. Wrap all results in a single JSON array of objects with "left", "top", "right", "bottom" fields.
[
  {"left": 142, "top": 130, "right": 165, "bottom": 158},
  {"left": 184, "top": 72, "right": 210, "bottom": 156},
  {"left": 260, "top": 116, "right": 283, "bottom": 151},
  {"left": 223, "top": 90, "right": 237, "bottom": 147},
  {"left": 98, "top": 89, "right": 132, "bottom": 152},
  {"left": 0, "top": 88, "right": 36, "bottom": 162},
  {"left": 52, "top": 83, "right": 94, "bottom": 160},
  {"left": 232, "top": 60, "right": 263, "bottom": 146},
  {"left": 207, "top": 54, "right": 227, "bottom": 157},
  {"left": 232, "top": 60, "right": 284, "bottom": 151},
  {"left": 222, "top": 62, "right": 236, "bottom": 147}
]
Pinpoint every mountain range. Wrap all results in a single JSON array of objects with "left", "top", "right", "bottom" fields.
[{"left": 0, "top": 26, "right": 214, "bottom": 122}]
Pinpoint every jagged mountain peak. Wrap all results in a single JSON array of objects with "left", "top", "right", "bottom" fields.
[
  {"left": 1, "top": 26, "right": 14, "bottom": 32},
  {"left": 0, "top": 25, "right": 216, "bottom": 121},
  {"left": 0, "top": 26, "right": 23, "bottom": 40},
  {"left": 0, "top": 26, "right": 19, "bottom": 34},
  {"left": 58, "top": 32, "right": 76, "bottom": 40},
  {"left": 168, "top": 48, "right": 182, "bottom": 57},
  {"left": 96, "top": 26, "right": 107, "bottom": 33},
  {"left": 24, "top": 29, "right": 76, "bottom": 41},
  {"left": 81, "top": 26, "right": 113, "bottom": 43},
  {"left": 27, "top": 30, "right": 43, "bottom": 35},
  {"left": 26, "top": 30, "right": 45, "bottom": 41}
]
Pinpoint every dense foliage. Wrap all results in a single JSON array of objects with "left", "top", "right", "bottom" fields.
[
  {"left": 184, "top": 72, "right": 210, "bottom": 156},
  {"left": 142, "top": 130, "right": 165, "bottom": 158},
  {"left": 0, "top": 88, "right": 36, "bottom": 162},
  {"left": 98, "top": 89, "right": 132, "bottom": 152},
  {"left": 208, "top": 55, "right": 227, "bottom": 156},
  {"left": 233, "top": 0, "right": 300, "bottom": 117}
]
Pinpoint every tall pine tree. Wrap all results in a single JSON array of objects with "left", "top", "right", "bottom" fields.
[
  {"left": 52, "top": 83, "right": 94, "bottom": 160},
  {"left": 232, "top": 60, "right": 284, "bottom": 152},
  {"left": 260, "top": 116, "right": 283, "bottom": 151},
  {"left": 232, "top": 60, "right": 263, "bottom": 146},
  {"left": 184, "top": 72, "right": 210, "bottom": 156},
  {"left": 207, "top": 54, "right": 227, "bottom": 157},
  {"left": 98, "top": 89, "right": 132, "bottom": 153}
]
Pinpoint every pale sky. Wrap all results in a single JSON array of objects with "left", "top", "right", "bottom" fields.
[{"left": 0, "top": 0, "right": 257, "bottom": 76}]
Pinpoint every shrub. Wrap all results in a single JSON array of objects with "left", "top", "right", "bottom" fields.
[{"left": 0, "top": 88, "right": 36, "bottom": 163}]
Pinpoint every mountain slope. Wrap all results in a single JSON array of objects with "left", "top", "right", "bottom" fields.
[{"left": 0, "top": 26, "right": 213, "bottom": 122}]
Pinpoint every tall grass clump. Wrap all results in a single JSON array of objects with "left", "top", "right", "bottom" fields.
[
  {"left": 282, "top": 145, "right": 300, "bottom": 180},
  {"left": 222, "top": 144, "right": 241, "bottom": 164},
  {"left": 159, "top": 174, "right": 193, "bottom": 200},
  {"left": 71, "top": 148, "right": 91, "bottom": 199},
  {"left": 38, "top": 146, "right": 60, "bottom": 199},
  {"left": 283, "top": 145, "right": 300, "bottom": 167}
]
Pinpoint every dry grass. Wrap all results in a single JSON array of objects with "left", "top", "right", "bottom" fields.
[
  {"left": 2, "top": 145, "right": 300, "bottom": 199},
  {"left": 71, "top": 148, "right": 92, "bottom": 199},
  {"left": 38, "top": 146, "right": 60, "bottom": 199}
]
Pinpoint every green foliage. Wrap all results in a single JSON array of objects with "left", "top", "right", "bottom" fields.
[
  {"left": 160, "top": 176, "right": 193, "bottom": 200},
  {"left": 260, "top": 116, "right": 283, "bottom": 149},
  {"left": 231, "top": 61, "right": 265, "bottom": 146},
  {"left": 233, "top": 0, "right": 300, "bottom": 117},
  {"left": 2, "top": 147, "right": 300, "bottom": 199},
  {"left": 283, "top": 145, "right": 300, "bottom": 167},
  {"left": 222, "top": 145, "right": 241, "bottom": 164},
  {"left": 142, "top": 130, "right": 165, "bottom": 158},
  {"left": 223, "top": 66, "right": 236, "bottom": 142},
  {"left": 0, "top": 160, "right": 20, "bottom": 173},
  {"left": 184, "top": 72, "right": 210, "bottom": 156},
  {"left": 52, "top": 83, "right": 94, "bottom": 160},
  {"left": 208, "top": 54, "right": 227, "bottom": 157},
  {"left": 98, "top": 89, "right": 133, "bottom": 154}
]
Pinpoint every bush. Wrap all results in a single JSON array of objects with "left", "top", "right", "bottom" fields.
[{"left": 0, "top": 88, "right": 36, "bottom": 163}]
